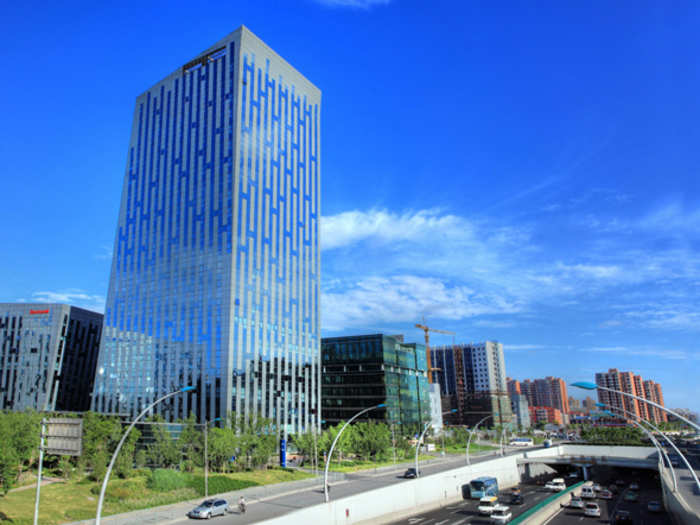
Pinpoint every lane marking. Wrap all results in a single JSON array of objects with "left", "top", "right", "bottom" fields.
[
  {"left": 435, "top": 520, "right": 449, "bottom": 525},
  {"left": 451, "top": 519, "right": 468, "bottom": 525}
]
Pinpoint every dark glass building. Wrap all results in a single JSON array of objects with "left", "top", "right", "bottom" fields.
[
  {"left": 321, "top": 334, "right": 431, "bottom": 428},
  {"left": 0, "top": 303, "right": 103, "bottom": 412},
  {"left": 92, "top": 26, "right": 321, "bottom": 433}
]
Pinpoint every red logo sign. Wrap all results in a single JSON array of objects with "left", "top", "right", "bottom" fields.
[{"left": 30, "top": 309, "right": 50, "bottom": 315}]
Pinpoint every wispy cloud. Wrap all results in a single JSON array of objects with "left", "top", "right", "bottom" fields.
[
  {"left": 312, "top": 0, "right": 391, "bottom": 8},
  {"left": 94, "top": 245, "right": 113, "bottom": 261},
  {"left": 586, "top": 345, "right": 697, "bottom": 361},
  {"left": 30, "top": 289, "right": 105, "bottom": 313}
]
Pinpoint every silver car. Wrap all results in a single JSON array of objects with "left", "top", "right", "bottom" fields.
[{"left": 188, "top": 499, "right": 229, "bottom": 519}]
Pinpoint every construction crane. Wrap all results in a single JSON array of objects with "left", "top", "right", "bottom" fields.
[{"left": 415, "top": 318, "right": 455, "bottom": 384}]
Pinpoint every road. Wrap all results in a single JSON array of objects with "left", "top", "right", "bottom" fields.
[
  {"left": 170, "top": 448, "right": 528, "bottom": 525},
  {"left": 545, "top": 466, "right": 672, "bottom": 525},
  {"left": 385, "top": 471, "right": 578, "bottom": 525}
]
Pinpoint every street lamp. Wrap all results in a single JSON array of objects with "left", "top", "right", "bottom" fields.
[
  {"left": 203, "top": 417, "right": 222, "bottom": 498},
  {"left": 596, "top": 403, "right": 699, "bottom": 492},
  {"left": 323, "top": 403, "right": 385, "bottom": 502},
  {"left": 466, "top": 414, "right": 496, "bottom": 465},
  {"left": 414, "top": 409, "right": 457, "bottom": 477},
  {"left": 95, "top": 386, "right": 196, "bottom": 525},
  {"left": 572, "top": 382, "right": 700, "bottom": 433}
]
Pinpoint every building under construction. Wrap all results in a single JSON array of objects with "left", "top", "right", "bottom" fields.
[{"left": 430, "top": 341, "right": 513, "bottom": 427}]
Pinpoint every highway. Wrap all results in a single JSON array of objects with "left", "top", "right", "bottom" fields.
[
  {"left": 385, "top": 473, "right": 578, "bottom": 525},
  {"left": 545, "top": 466, "right": 672, "bottom": 525}
]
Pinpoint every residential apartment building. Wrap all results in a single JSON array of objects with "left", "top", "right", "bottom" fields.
[
  {"left": 529, "top": 405, "right": 563, "bottom": 426},
  {"left": 510, "top": 393, "right": 531, "bottom": 429},
  {"left": 321, "top": 334, "right": 431, "bottom": 429},
  {"left": 519, "top": 376, "right": 569, "bottom": 414},
  {"left": 595, "top": 369, "right": 667, "bottom": 424},
  {"left": 92, "top": 26, "right": 322, "bottom": 434},
  {"left": 431, "top": 342, "right": 513, "bottom": 427},
  {"left": 0, "top": 303, "right": 103, "bottom": 412}
]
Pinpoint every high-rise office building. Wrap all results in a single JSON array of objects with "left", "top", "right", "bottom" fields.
[
  {"left": 431, "top": 342, "right": 513, "bottom": 426},
  {"left": 92, "top": 26, "right": 321, "bottom": 433},
  {"left": 320, "top": 334, "right": 431, "bottom": 429},
  {"left": 1, "top": 303, "right": 103, "bottom": 412}
]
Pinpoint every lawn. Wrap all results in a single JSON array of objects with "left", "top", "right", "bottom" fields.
[
  {"left": 440, "top": 442, "right": 496, "bottom": 455},
  {"left": 0, "top": 467, "right": 312, "bottom": 525}
]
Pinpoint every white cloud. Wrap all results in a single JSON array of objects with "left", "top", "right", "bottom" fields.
[
  {"left": 322, "top": 275, "right": 519, "bottom": 332},
  {"left": 312, "top": 0, "right": 391, "bottom": 8},
  {"left": 31, "top": 289, "right": 105, "bottom": 313},
  {"left": 586, "top": 345, "right": 696, "bottom": 361}
]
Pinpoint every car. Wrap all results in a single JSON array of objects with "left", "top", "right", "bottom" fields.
[
  {"left": 592, "top": 483, "right": 603, "bottom": 492},
  {"left": 490, "top": 506, "right": 513, "bottom": 523},
  {"left": 616, "top": 479, "right": 626, "bottom": 487},
  {"left": 545, "top": 481, "right": 566, "bottom": 492},
  {"left": 624, "top": 490, "right": 639, "bottom": 502},
  {"left": 647, "top": 500, "right": 662, "bottom": 513},
  {"left": 629, "top": 482, "right": 639, "bottom": 490},
  {"left": 611, "top": 510, "right": 633, "bottom": 524},
  {"left": 511, "top": 486, "right": 521, "bottom": 495},
  {"left": 478, "top": 496, "right": 500, "bottom": 515},
  {"left": 598, "top": 489, "right": 613, "bottom": 500},
  {"left": 608, "top": 484, "right": 619, "bottom": 494},
  {"left": 567, "top": 471, "right": 579, "bottom": 478},
  {"left": 569, "top": 496, "right": 585, "bottom": 509},
  {"left": 510, "top": 494, "right": 524, "bottom": 505},
  {"left": 187, "top": 499, "right": 229, "bottom": 519},
  {"left": 584, "top": 502, "right": 601, "bottom": 517},
  {"left": 580, "top": 485, "right": 596, "bottom": 499},
  {"left": 403, "top": 468, "right": 418, "bottom": 479}
]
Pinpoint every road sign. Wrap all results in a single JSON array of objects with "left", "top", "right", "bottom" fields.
[{"left": 45, "top": 418, "right": 83, "bottom": 456}]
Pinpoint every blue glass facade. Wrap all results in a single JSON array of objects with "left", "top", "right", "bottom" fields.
[{"left": 92, "top": 27, "right": 321, "bottom": 433}]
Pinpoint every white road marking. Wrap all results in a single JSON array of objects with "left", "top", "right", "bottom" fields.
[
  {"left": 451, "top": 519, "right": 468, "bottom": 525},
  {"left": 435, "top": 520, "right": 449, "bottom": 525},
  {"left": 407, "top": 519, "right": 424, "bottom": 524}
]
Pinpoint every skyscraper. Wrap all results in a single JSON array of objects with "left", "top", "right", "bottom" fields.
[
  {"left": 518, "top": 376, "right": 569, "bottom": 414},
  {"left": 92, "top": 26, "right": 321, "bottom": 433},
  {"left": 595, "top": 369, "right": 666, "bottom": 424},
  {"left": 1, "top": 303, "right": 103, "bottom": 412},
  {"left": 431, "top": 342, "right": 513, "bottom": 426}
]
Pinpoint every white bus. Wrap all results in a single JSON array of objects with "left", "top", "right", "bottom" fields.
[{"left": 509, "top": 437, "right": 534, "bottom": 447}]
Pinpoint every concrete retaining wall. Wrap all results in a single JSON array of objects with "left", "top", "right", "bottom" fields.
[
  {"left": 514, "top": 482, "right": 583, "bottom": 525},
  {"left": 258, "top": 455, "right": 521, "bottom": 525}
]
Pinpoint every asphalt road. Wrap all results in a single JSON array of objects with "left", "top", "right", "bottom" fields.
[
  {"left": 544, "top": 466, "right": 672, "bottom": 525},
  {"left": 385, "top": 473, "right": 579, "bottom": 525},
  {"left": 173, "top": 448, "right": 532, "bottom": 525}
]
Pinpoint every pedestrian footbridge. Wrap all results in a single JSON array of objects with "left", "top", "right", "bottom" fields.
[{"left": 517, "top": 443, "right": 659, "bottom": 470}]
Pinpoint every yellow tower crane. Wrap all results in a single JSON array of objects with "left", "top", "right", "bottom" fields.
[{"left": 415, "top": 319, "right": 455, "bottom": 384}]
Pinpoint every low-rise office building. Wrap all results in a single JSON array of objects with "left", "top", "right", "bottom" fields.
[
  {"left": 0, "top": 303, "right": 103, "bottom": 412},
  {"left": 321, "top": 334, "right": 431, "bottom": 429}
]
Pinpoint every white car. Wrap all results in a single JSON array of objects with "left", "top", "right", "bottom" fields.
[
  {"left": 478, "top": 497, "right": 499, "bottom": 515},
  {"left": 545, "top": 481, "right": 566, "bottom": 492},
  {"left": 584, "top": 502, "right": 601, "bottom": 517},
  {"left": 490, "top": 505, "right": 512, "bottom": 523},
  {"left": 569, "top": 496, "right": 585, "bottom": 509}
]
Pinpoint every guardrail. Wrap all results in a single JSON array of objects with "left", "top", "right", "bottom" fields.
[{"left": 509, "top": 481, "right": 584, "bottom": 525}]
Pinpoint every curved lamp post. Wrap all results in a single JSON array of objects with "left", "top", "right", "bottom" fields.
[
  {"left": 414, "top": 409, "right": 457, "bottom": 477},
  {"left": 204, "top": 417, "right": 222, "bottom": 498},
  {"left": 466, "top": 414, "right": 495, "bottom": 465},
  {"left": 594, "top": 405, "right": 676, "bottom": 491},
  {"left": 572, "top": 381, "right": 700, "bottom": 433},
  {"left": 323, "top": 403, "right": 385, "bottom": 502},
  {"left": 596, "top": 404, "right": 699, "bottom": 492},
  {"left": 96, "top": 386, "right": 196, "bottom": 525}
]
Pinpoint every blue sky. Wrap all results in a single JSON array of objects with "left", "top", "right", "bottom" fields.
[{"left": 1, "top": 1, "right": 698, "bottom": 413}]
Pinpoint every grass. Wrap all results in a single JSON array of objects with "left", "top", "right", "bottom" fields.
[
  {"left": 440, "top": 442, "right": 496, "bottom": 455},
  {"left": 0, "top": 467, "right": 312, "bottom": 525},
  {"left": 327, "top": 454, "right": 435, "bottom": 473}
]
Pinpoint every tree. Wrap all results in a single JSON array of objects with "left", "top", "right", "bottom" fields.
[
  {"left": 114, "top": 427, "right": 141, "bottom": 478},
  {"left": 291, "top": 431, "right": 318, "bottom": 465},
  {"left": 177, "top": 413, "right": 203, "bottom": 471},
  {"left": 207, "top": 428, "right": 236, "bottom": 473},
  {"left": 147, "top": 419, "right": 179, "bottom": 468},
  {"left": 82, "top": 412, "right": 123, "bottom": 476},
  {"left": 349, "top": 422, "right": 391, "bottom": 461}
]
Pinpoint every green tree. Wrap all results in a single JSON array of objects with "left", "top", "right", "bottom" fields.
[
  {"left": 177, "top": 413, "right": 203, "bottom": 471},
  {"left": 147, "top": 420, "right": 179, "bottom": 468},
  {"left": 207, "top": 427, "right": 236, "bottom": 473},
  {"left": 291, "top": 431, "right": 318, "bottom": 465},
  {"left": 114, "top": 427, "right": 141, "bottom": 478},
  {"left": 349, "top": 422, "right": 391, "bottom": 460}
]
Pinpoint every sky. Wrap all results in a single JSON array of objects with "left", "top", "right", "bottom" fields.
[{"left": 1, "top": 1, "right": 698, "bottom": 413}]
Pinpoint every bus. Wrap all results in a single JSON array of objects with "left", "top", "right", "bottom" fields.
[
  {"left": 509, "top": 437, "right": 534, "bottom": 447},
  {"left": 469, "top": 476, "right": 499, "bottom": 499}
]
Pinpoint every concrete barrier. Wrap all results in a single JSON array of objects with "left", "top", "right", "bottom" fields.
[
  {"left": 511, "top": 481, "right": 583, "bottom": 525},
  {"left": 660, "top": 463, "right": 700, "bottom": 525},
  {"left": 258, "top": 455, "right": 522, "bottom": 525}
]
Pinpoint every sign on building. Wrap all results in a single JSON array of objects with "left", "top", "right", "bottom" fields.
[{"left": 45, "top": 418, "right": 83, "bottom": 456}]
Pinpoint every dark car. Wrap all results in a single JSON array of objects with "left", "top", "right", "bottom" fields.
[
  {"left": 403, "top": 468, "right": 418, "bottom": 479},
  {"left": 510, "top": 494, "right": 524, "bottom": 505},
  {"left": 611, "top": 510, "right": 633, "bottom": 525}
]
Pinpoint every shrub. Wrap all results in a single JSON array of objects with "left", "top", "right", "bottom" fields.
[
  {"left": 147, "top": 468, "right": 189, "bottom": 492},
  {"left": 187, "top": 475, "right": 258, "bottom": 496}
]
